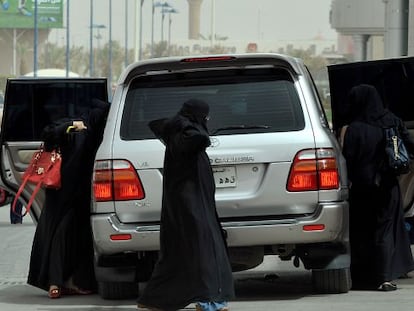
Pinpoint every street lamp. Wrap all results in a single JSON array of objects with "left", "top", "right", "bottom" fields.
[
  {"left": 33, "top": 0, "right": 38, "bottom": 77},
  {"left": 211, "top": 0, "right": 215, "bottom": 48},
  {"left": 66, "top": 0, "right": 70, "bottom": 77},
  {"left": 109, "top": 0, "right": 112, "bottom": 95},
  {"left": 152, "top": 1, "right": 172, "bottom": 54},
  {"left": 125, "top": 0, "right": 128, "bottom": 66},
  {"left": 161, "top": 7, "right": 178, "bottom": 56},
  {"left": 89, "top": 23, "right": 106, "bottom": 76},
  {"left": 139, "top": 0, "right": 144, "bottom": 60},
  {"left": 93, "top": 24, "right": 106, "bottom": 47}
]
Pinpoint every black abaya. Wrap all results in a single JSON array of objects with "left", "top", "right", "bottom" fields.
[
  {"left": 27, "top": 99, "right": 109, "bottom": 291},
  {"left": 137, "top": 99, "right": 235, "bottom": 311},
  {"left": 342, "top": 85, "right": 414, "bottom": 289}
]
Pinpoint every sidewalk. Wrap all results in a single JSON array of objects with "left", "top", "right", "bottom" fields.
[{"left": 0, "top": 204, "right": 34, "bottom": 287}]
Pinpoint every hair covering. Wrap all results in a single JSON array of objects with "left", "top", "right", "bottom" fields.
[
  {"left": 149, "top": 99, "right": 210, "bottom": 145},
  {"left": 179, "top": 98, "right": 209, "bottom": 127},
  {"left": 347, "top": 84, "right": 396, "bottom": 128}
]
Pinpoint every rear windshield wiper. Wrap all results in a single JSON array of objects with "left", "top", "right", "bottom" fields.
[{"left": 211, "top": 125, "right": 270, "bottom": 135}]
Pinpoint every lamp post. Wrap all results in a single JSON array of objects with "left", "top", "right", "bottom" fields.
[
  {"left": 89, "top": 0, "right": 94, "bottom": 77},
  {"left": 151, "top": 0, "right": 154, "bottom": 57},
  {"left": 211, "top": 0, "right": 215, "bottom": 48},
  {"left": 33, "top": 0, "right": 38, "bottom": 77},
  {"left": 90, "top": 24, "right": 106, "bottom": 77},
  {"left": 134, "top": 0, "right": 145, "bottom": 62},
  {"left": 66, "top": 0, "right": 70, "bottom": 77},
  {"left": 139, "top": 0, "right": 144, "bottom": 60},
  {"left": 125, "top": 0, "right": 128, "bottom": 66},
  {"left": 161, "top": 7, "right": 178, "bottom": 56},
  {"left": 153, "top": 1, "right": 172, "bottom": 53},
  {"left": 109, "top": 0, "right": 112, "bottom": 92}
]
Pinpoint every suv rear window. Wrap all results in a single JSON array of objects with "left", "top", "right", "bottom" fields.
[{"left": 120, "top": 68, "right": 305, "bottom": 140}]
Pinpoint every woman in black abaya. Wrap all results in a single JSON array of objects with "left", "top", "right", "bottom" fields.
[
  {"left": 27, "top": 99, "right": 109, "bottom": 298},
  {"left": 137, "top": 99, "right": 234, "bottom": 311},
  {"left": 342, "top": 84, "right": 414, "bottom": 291}
]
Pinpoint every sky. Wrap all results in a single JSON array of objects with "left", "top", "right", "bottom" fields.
[{"left": 51, "top": 0, "right": 337, "bottom": 48}]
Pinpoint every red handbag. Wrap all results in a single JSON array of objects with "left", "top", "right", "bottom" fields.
[{"left": 12, "top": 147, "right": 62, "bottom": 217}]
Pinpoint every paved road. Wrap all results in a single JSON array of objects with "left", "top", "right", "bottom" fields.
[{"left": 1, "top": 204, "right": 414, "bottom": 311}]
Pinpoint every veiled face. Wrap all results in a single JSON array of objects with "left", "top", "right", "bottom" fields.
[
  {"left": 347, "top": 84, "right": 385, "bottom": 123},
  {"left": 179, "top": 99, "right": 210, "bottom": 125}
]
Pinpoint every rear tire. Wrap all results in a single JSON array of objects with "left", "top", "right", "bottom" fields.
[
  {"left": 312, "top": 268, "right": 351, "bottom": 294},
  {"left": 98, "top": 281, "right": 139, "bottom": 300}
]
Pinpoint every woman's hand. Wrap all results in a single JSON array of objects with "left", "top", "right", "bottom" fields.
[{"left": 72, "top": 121, "right": 87, "bottom": 131}]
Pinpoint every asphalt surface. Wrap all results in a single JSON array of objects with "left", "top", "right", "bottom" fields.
[{"left": 1, "top": 204, "right": 414, "bottom": 311}]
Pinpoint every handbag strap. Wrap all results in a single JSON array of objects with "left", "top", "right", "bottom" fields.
[{"left": 11, "top": 174, "right": 42, "bottom": 217}]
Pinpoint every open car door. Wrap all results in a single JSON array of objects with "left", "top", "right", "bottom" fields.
[
  {"left": 328, "top": 56, "right": 414, "bottom": 217},
  {"left": 0, "top": 78, "right": 108, "bottom": 223}
]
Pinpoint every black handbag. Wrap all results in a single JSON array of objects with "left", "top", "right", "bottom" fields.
[{"left": 384, "top": 127, "right": 410, "bottom": 175}]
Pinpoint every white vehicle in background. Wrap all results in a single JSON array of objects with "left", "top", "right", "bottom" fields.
[{"left": 23, "top": 68, "right": 80, "bottom": 78}]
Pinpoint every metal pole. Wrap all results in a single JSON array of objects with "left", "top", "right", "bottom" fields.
[
  {"left": 90, "top": 0, "right": 94, "bottom": 77},
  {"left": 151, "top": 0, "right": 154, "bottom": 57},
  {"left": 33, "top": 0, "right": 38, "bottom": 77},
  {"left": 134, "top": 0, "right": 138, "bottom": 62},
  {"left": 161, "top": 11, "right": 165, "bottom": 42},
  {"left": 66, "top": 0, "right": 70, "bottom": 77},
  {"left": 109, "top": 0, "right": 113, "bottom": 89},
  {"left": 139, "top": 0, "right": 144, "bottom": 60},
  {"left": 168, "top": 12, "right": 171, "bottom": 55},
  {"left": 211, "top": 0, "right": 215, "bottom": 47},
  {"left": 13, "top": 29, "right": 16, "bottom": 76},
  {"left": 125, "top": 0, "right": 128, "bottom": 67}
]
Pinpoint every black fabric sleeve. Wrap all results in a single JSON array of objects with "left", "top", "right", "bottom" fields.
[
  {"left": 41, "top": 120, "right": 73, "bottom": 151},
  {"left": 175, "top": 123, "right": 210, "bottom": 154}
]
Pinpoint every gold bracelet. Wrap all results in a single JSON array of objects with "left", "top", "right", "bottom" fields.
[{"left": 66, "top": 125, "right": 76, "bottom": 133}]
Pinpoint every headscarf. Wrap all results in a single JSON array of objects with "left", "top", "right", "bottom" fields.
[
  {"left": 347, "top": 84, "right": 396, "bottom": 128},
  {"left": 149, "top": 99, "right": 210, "bottom": 145},
  {"left": 179, "top": 99, "right": 210, "bottom": 130}
]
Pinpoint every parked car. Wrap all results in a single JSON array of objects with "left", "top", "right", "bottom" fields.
[
  {"left": 91, "top": 53, "right": 350, "bottom": 299},
  {"left": 0, "top": 54, "right": 351, "bottom": 300}
]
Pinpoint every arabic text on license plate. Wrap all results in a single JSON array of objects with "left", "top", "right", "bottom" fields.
[{"left": 213, "top": 166, "right": 237, "bottom": 188}]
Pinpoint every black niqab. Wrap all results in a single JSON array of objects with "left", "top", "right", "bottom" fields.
[
  {"left": 342, "top": 84, "right": 414, "bottom": 289},
  {"left": 27, "top": 99, "right": 109, "bottom": 291},
  {"left": 347, "top": 84, "right": 407, "bottom": 129},
  {"left": 138, "top": 99, "right": 234, "bottom": 311}
]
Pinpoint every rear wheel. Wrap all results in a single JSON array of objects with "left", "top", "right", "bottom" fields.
[
  {"left": 312, "top": 268, "right": 351, "bottom": 294},
  {"left": 98, "top": 281, "right": 139, "bottom": 300}
]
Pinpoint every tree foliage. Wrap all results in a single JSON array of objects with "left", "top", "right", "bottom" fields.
[{"left": 36, "top": 40, "right": 330, "bottom": 88}]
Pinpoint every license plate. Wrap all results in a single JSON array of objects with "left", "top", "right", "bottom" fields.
[{"left": 213, "top": 166, "right": 237, "bottom": 188}]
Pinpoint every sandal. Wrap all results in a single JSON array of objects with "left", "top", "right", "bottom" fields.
[
  {"left": 377, "top": 282, "right": 397, "bottom": 291},
  {"left": 62, "top": 287, "right": 93, "bottom": 295},
  {"left": 195, "top": 303, "right": 229, "bottom": 311},
  {"left": 48, "top": 286, "right": 61, "bottom": 299}
]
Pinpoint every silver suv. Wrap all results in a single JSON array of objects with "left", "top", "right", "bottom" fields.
[{"left": 91, "top": 54, "right": 350, "bottom": 299}]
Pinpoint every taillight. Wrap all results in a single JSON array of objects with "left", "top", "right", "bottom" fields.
[
  {"left": 93, "top": 160, "right": 145, "bottom": 201},
  {"left": 181, "top": 56, "right": 235, "bottom": 62},
  {"left": 287, "top": 149, "right": 339, "bottom": 192}
]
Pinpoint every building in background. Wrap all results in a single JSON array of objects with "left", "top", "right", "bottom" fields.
[{"left": 330, "top": 0, "right": 413, "bottom": 61}]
